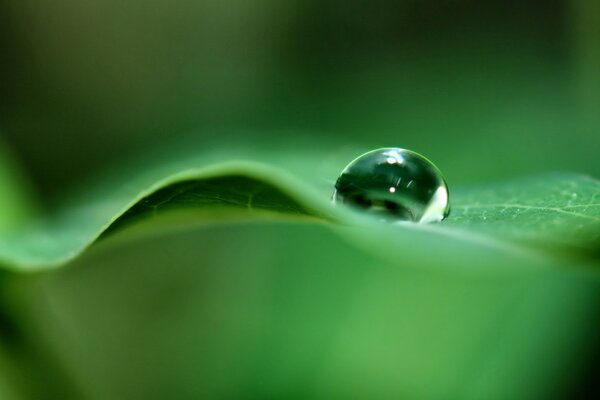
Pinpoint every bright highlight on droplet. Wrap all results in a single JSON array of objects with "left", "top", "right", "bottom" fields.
[{"left": 332, "top": 147, "right": 450, "bottom": 223}]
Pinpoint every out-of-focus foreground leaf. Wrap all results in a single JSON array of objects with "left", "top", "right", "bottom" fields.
[{"left": 4, "top": 222, "right": 599, "bottom": 400}]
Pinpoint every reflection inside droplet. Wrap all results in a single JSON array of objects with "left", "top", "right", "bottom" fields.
[{"left": 333, "top": 147, "right": 450, "bottom": 223}]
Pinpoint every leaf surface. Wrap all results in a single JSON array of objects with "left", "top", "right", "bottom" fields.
[
  {"left": 0, "top": 146, "right": 599, "bottom": 400},
  {"left": 0, "top": 146, "right": 598, "bottom": 271}
]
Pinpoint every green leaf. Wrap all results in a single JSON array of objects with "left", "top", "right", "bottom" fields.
[
  {"left": 0, "top": 145, "right": 599, "bottom": 400},
  {"left": 448, "top": 173, "right": 600, "bottom": 257},
  {"left": 0, "top": 145, "right": 598, "bottom": 271}
]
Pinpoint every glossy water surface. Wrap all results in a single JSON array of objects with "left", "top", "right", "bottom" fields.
[{"left": 333, "top": 148, "right": 450, "bottom": 223}]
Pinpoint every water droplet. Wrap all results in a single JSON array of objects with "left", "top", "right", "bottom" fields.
[{"left": 333, "top": 148, "right": 450, "bottom": 223}]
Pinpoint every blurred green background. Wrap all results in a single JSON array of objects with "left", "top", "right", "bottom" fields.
[
  {"left": 1, "top": 1, "right": 600, "bottom": 399},
  {"left": 0, "top": 0, "right": 598, "bottom": 197}
]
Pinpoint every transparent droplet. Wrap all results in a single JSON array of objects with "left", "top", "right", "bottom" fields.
[{"left": 333, "top": 148, "right": 450, "bottom": 223}]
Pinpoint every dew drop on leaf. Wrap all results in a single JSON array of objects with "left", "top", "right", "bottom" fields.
[{"left": 333, "top": 148, "right": 450, "bottom": 223}]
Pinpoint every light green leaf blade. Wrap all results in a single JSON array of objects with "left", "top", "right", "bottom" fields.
[
  {"left": 448, "top": 173, "right": 600, "bottom": 257},
  {"left": 0, "top": 145, "right": 599, "bottom": 270}
]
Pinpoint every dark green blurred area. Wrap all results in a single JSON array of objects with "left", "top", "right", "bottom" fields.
[{"left": 0, "top": 0, "right": 598, "bottom": 196}]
